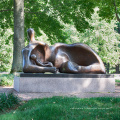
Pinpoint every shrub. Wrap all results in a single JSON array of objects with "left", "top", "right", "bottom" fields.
[
  {"left": 0, "top": 28, "right": 13, "bottom": 72},
  {"left": 0, "top": 74, "right": 14, "bottom": 86},
  {"left": 0, "top": 93, "right": 20, "bottom": 112}
]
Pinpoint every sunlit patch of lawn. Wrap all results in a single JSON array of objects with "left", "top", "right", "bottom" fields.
[
  {"left": 0, "top": 96, "right": 120, "bottom": 120},
  {"left": 115, "top": 79, "right": 120, "bottom": 86}
]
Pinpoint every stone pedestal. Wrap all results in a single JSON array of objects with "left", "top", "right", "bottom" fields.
[{"left": 14, "top": 73, "right": 115, "bottom": 93}]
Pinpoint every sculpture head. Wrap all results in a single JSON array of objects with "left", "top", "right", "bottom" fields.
[
  {"left": 27, "top": 28, "right": 35, "bottom": 42},
  {"left": 30, "top": 54, "right": 37, "bottom": 61}
]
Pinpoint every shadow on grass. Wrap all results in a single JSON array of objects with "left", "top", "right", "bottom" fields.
[{"left": 0, "top": 96, "right": 120, "bottom": 120}]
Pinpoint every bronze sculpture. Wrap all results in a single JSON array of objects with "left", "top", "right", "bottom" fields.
[{"left": 22, "top": 28, "right": 106, "bottom": 74}]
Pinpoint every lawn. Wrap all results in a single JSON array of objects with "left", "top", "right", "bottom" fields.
[
  {"left": 0, "top": 74, "right": 120, "bottom": 119},
  {"left": 115, "top": 79, "right": 120, "bottom": 86},
  {"left": 0, "top": 96, "right": 120, "bottom": 120}
]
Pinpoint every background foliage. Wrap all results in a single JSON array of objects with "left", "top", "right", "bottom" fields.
[
  {"left": 0, "top": 28, "right": 13, "bottom": 71},
  {"left": 0, "top": 74, "right": 14, "bottom": 86},
  {"left": 0, "top": 0, "right": 120, "bottom": 72}
]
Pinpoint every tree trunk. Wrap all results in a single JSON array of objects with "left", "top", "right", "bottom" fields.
[
  {"left": 116, "top": 64, "right": 119, "bottom": 73},
  {"left": 105, "top": 63, "right": 110, "bottom": 74},
  {"left": 11, "top": 0, "right": 24, "bottom": 73}
]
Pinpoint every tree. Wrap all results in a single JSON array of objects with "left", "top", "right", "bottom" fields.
[
  {"left": 97, "top": 0, "right": 120, "bottom": 22},
  {"left": 0, "top": 0, "right": 120, "bottom": 72},
  {"left": 24, "top": 0, "right": 96, "bottom": 38},
  {"left": 0, "top": 0, "right": 97, "bottom": 72},
  {"left": 11, "top": 0, "right": 24, "bottom": 72}
]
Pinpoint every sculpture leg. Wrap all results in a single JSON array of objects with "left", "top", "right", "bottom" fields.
[
  {"left": 59, "top": 61, "right": 105, "bottom": 74},
  {"left": 78, "top": 63, "right": 105, "bottom": 74},
  {"left": 59, "top": 61, "right": 79, "bottom": 73}
]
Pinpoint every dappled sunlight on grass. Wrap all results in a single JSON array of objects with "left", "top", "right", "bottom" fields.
[{"left": 0, "top": 96, "right": 120, "bottom": 120}]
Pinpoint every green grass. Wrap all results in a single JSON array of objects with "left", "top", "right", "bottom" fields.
[
  {"left": 115, "top": 79, "right": 120, "bottom": 83},
  {"left": 0, "top": 74, "right": 14, "bottom": 86},
  {"left": 0, "top": 93, "right": 20, "bottom": 112},
  {"left": 0, "top": 96, "right": 120, "bottom": 120},
  {"left": 115, "top": 79, "right": 120, "bottom": 86}
]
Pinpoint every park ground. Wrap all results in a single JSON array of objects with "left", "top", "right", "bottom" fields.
[
  {"left": 0, "top": 73, "right": 120, "bottom": 100},
  {"left": 0, "top": 73, "right": 120, "bottom": 119}
]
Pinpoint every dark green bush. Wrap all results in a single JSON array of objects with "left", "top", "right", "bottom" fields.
[{"left": 0, "top": 93, "right": 20, "bottom": 112}]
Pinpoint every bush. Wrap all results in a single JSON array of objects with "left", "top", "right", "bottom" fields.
[
  {"left": 0, "top": 74, "right": 14, "bottom": 86},
  {"left": 0, "top": 28, "right": 13, "bottom": 72},
  {"left": 0, "top": 93, "right": 20, "bottom": 112}
]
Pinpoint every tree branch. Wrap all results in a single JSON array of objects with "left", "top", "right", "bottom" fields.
[
  {"left": 0, "top": 9, "right": 13, "bottom": 12},
  {"left": 25, "top": 11, "right": 42, "bottom": 14},
  {"left": 0, "top": 9, "right": 42, "bottom": 14},
  {"left": 114, "top": 0, "right": 120, "bottom": 22}
]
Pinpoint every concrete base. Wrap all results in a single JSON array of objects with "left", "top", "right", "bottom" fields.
[{"left": 14, "top": 73, "right": 115, "bottom": 93}]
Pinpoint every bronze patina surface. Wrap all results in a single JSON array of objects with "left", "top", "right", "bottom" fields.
[{"left": 22, "top": 28, "right": 106, "bottom": 74}]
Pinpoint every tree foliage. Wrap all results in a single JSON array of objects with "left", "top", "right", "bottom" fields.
[
  {"left": 62, "top": 8, "right": 120, "bottom": 66},
  {"left": 0, "top": 0, "right": 120, "bottom": 71},
  {"left": 0, "top": 28, "right": 13, "bottom": 71},
  {"left": 80, "top": 9, "right": 120, "bottom": 66},
  {"left": 0, "top": 0, "right": 120, "bottom": 40},
  {"left": 98, "top": 0, "right": 120, "bottom": 22}
]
